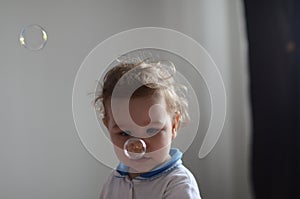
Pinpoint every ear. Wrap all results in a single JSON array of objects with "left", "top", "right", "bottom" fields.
[
  {"left": 172, "top": 112, "right": 180, "bottom": 139},
  {"left": 102, "top": 117, "right": 109, "bottom": 129}
]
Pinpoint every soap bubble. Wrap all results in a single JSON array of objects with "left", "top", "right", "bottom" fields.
[
  {"left": 19, "top": 24, "right": 48, "bottom": 50},
  {"left": 124, "top": 138, "right": 146, "bottom": 159}
]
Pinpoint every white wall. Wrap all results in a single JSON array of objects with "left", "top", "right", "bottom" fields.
[{"left": 0, "top": 0, "right": 253, "bottom": 198}]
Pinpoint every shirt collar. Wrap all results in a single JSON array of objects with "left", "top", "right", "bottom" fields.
[{"left": 116, "top": 148, "right": 182, "bottom": 179}]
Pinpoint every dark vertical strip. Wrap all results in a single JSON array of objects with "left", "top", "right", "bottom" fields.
[
  {"left": 292, "top": 0, "right": 300, "bottom": 197},
  {"left": 244, "top": 0, "right": 300, "bottom": 198}
]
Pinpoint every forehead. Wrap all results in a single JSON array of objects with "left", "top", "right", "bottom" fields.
[{"left": 105, "top": 95, "right": 169, "bottom": 127}]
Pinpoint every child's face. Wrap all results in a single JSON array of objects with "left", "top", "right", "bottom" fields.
[{"left": 103, "top": 95, "right": 179, "bottom": 173}]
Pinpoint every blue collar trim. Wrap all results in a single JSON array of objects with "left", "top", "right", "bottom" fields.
[{"left": 116, "top": 148, "right": 182, "bottom": 179}]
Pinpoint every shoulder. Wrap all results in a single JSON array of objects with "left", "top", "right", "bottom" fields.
[
  {"left": 163, "top": 164, "right": 197, "bottom": 186},
  {"left": 163, "top": 164, "right": 201, "bottom": 199},
  {"left": 99, "top": 170, "right": 122, "bottom": 199}
]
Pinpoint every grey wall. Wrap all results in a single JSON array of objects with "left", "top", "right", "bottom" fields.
[{"left": 0, "top": 0, "right": 253, "bottom": 198}]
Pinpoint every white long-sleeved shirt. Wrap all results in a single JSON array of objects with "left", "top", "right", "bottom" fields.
[{"left": 99, "top": 148, "right": 201, "bottom": 199}]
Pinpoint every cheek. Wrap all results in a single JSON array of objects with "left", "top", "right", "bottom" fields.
[
  {"left": 110, "top": 135, "right": 127, "bottom": 149},
  {"left": 147, "top": 132, "right": 172, "bottom": 151}
]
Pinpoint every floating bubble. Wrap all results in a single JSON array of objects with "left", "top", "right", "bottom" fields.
[
  {"left": 124, "top": 138, "right": 146, "bottom": 159},
  {"left": 19, "top": 24, "right": 48, "bottom": 50}
]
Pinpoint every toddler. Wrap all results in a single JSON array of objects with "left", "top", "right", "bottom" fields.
[{"left": 96, "top": 60, "right": 201, "bottom": 199}]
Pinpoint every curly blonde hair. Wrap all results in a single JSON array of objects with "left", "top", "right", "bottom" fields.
[{"left": 95, "top": 60, "right": 189, "bottom": 126}]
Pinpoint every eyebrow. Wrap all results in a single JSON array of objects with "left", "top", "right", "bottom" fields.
[
  {"left": 149, "top": 121, "right": 165, "bottom": 127},
  {"left": 112, "top": 124, "right": 121, "bottom": 130},
  {"left": 112, "top": 121, "right": 164, "bottom": 129}
]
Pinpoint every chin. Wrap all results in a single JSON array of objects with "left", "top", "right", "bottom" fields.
[
  {"left": 129, "top": 165, "right": 154, "bottom": 173},
  {"left": 128, "top": 159, "right": 156, "bottom": 172}
]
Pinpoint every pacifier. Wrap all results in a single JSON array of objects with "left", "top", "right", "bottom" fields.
[{"left": 123, "top": 138, "right": 146, "bottom": 160}]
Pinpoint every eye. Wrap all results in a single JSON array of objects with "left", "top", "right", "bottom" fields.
[
  {"left": 146, "top": 128, "right": 160, "bottom": 135},
  {"left": 120, "top": 130, "right": 131, "bottom": 137}
]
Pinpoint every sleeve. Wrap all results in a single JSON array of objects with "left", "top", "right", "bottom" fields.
[{"left": 163, "top": 166, "right": 201, "bottom": 199}]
